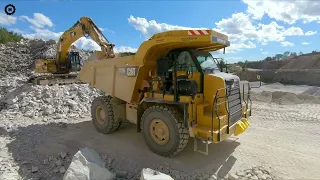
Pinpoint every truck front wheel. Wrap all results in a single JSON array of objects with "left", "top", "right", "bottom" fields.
[{"left": 140, "top": 105, "right": 189, "bottom": 157}]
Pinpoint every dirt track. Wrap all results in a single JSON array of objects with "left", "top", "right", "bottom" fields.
[{"left": 1, "top": 100, "right": 320, "bottom": 179}]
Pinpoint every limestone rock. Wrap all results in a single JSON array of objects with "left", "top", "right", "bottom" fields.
[
  {"left": 63, "top": 147, "right": 116, "bottom": 180},
  {"left": 140, "top": 168, "right": 174, "bottom": 180}
]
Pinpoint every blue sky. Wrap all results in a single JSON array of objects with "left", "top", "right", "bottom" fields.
[{"left": 0, "top": 0, "right": 319, "bottom": 63}]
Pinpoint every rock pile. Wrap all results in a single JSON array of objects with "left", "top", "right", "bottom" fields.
[
  {"left": 0, "top": 40, "right": 32, "bottom": 76},
  {"left": 223, "top": 166, "right": 273, "bottom": 180},
  {"left": 18, "top": 150, "right": 74, "bottom": 180},
  {"left": 0, "top": 39, "right": 93, "bottom": 77},
  {"left": 0, "top": 39, "right": 98, "bottom": 126},
  {"left": 251, "top": 90, "right": 320, "bottom": 105},
  {"left": 0, "top": 83, "right": 103, "bottom": 129}
]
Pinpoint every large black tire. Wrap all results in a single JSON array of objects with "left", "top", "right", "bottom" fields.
[
  {"left": 141, "top": 105, "right": 189, "bottom": 157},
  {"left": 91, "top": 96, "right": 121, "bottom": 134}
]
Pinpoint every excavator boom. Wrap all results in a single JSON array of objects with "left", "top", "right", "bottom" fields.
[{"left": 56, "top": 17, "right": 115, "bottom": 71}]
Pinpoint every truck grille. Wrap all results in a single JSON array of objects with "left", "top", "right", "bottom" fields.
[{"left": 226, "top": 81, "right": 242, "bottom": 126}]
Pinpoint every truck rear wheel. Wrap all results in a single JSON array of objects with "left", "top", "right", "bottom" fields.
[
  {"left": 91, "top": 96, "right": 121, "bottom": 134},
  {"left": 141, "top": 105, "right": 189, "bottom": 157}
]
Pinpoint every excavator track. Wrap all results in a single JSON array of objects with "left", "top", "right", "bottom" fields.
[{"left": 27, "top": 74, "right": 85, "bottom": 86}]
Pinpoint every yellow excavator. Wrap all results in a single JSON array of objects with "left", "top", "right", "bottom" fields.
[
  {"left": 77, "top": 29, "right": 261, "bottom": 157},
  {"left": 28, "top": 16, "right": 115, "bottom": 85}
]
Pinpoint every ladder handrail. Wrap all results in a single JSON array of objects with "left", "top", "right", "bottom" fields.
[
  {"left": 212, "top": 84, "right": 242, "bottom": 140},
  {"left": 242, "top": 82, "right": 251, "bottom": 117}
]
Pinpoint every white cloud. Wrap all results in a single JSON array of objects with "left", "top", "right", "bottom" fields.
[
  {"left": 227, "top": 41, "right": 256, "bottom": 53},
  {"left": 104, "top": 28, "right": 115, "bottom": 34},
  {"left": 9, "top": 28, "right": 24, "bottom": 34},
  {"left": 22, "top": 27, "right": 135, "bottom": 52},
  {"left": 214, "top": 12, "right": 258, "bottom": 43},
  {"left": 128, "top": 15, "right": 204, "bottom": 38},
  {"left": 99, "top": 27, "right": 115, "bottom": 34},
  {"left": 214, "top": 14, "right": 307, "bottom": 46},
  {"left": 20, "top": 13, "right": 53, "bottom": 28},
  {"left": 5, "top": 12, "right": 122, "bottom": 52},
  {"left": 262, "top": 51, "right": 268, "bottom": 55},
  {"left": 128, "top": 14, "right": 258, "bottom": 53},
  {"left": 22, "top": 26, "right": 62, "bottom": 40},
  {"left": 215, "top": 14, "right": 313, "bottom": 49},
  {"left": 114, "top": 46, "right": 138, "bottom": 53},
  {"left": 225, "top": 57, "right": 242, "bottom": 61},
  {"left": 242, "top": 0, "right": 320, "bottom": 24},
  {"left": 281, "top": 41, "right": 294, "bottom": 47},
  {"left": 0, "top": 12, "right": 17, "bottom": 26},
  {"left": 283, "top": 27, "right": 304, "bottom": 36},
  {"left": 305, "top": 30, "right": 317, "bottom": 36},
  {"left": 72, "top": 37, "right": 101, "bottom": 51},
  {"left": 128, "top": 14, "right": 317, "bottom": 54},
  {"left": 302, "top": 42, "right": 310, "bottom": 45}
]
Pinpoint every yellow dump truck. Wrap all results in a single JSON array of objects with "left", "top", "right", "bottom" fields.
[{"left": 77, "top": 29, "right": 253, "bottom": 157}]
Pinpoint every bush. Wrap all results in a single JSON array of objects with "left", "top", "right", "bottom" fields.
[{"left": 0, "top": 27, "right": 24, "bottom": 44}]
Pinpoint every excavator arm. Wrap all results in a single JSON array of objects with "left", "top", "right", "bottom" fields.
[{"left": 56, "top": 16, "right": 115, "bottom": 70}]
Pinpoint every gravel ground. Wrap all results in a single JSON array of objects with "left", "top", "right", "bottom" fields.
[{"left": 1, "top": 100, "right": 320, "bottom": 180}]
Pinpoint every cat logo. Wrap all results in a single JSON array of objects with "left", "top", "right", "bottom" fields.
[
  {"left": 126, "top": 67, "right": 136, "bottom": 77},
  {"left": 70, "top": 32, "right": 76, "bottom": 37},
  {"left": 117, "top": 66, "right": 139, "bottom": 77}
]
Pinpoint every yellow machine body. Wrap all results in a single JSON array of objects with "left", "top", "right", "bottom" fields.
[
  {"left": 30, "top": 16, "right": 115, "bottom": 85},
  {"left": 78, "top": 29, "right": 253, "bottom": 156},
  {"left": 34, "top": 59, "right": 57, "bottom": 73}
]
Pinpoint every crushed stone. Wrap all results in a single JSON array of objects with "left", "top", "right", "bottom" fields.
[{"left": 251, "top": 91, "right": 320, "bottom": 105}]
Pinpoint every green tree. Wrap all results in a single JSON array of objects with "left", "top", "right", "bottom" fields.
[
  {"left": 274, "top": 54, "right": 283, "bottom": 60},
  {"left": 264, "top": 57, "right": 272, "bottom": 61},
  {"left": 290, "top": 52, "right": 297, "bottom": 57},
  {"left": 283, "top": 51, "right": 290, "bottom": 58},
  {"left": 241, "top": 60, "right": 248, "bottom": 72},
  {"left": 0, "top": 27, "right": 24, "bottom": 44}
]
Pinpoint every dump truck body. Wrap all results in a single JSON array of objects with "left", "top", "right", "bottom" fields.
[{"left": 78, "top": 29, "right": 254, "bottom": 157}]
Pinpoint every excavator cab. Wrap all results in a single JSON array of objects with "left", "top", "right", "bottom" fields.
[{"left": 67, "top": 52, "right": 82, "bottom": 72}]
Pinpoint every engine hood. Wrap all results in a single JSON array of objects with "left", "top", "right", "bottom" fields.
[{"left": 209, "top": 72, "right": 240, "bottom": 82}]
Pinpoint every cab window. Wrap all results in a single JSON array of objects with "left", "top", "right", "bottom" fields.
[{"left": 176, "top": 51, "right": 198, "bottom": 72}]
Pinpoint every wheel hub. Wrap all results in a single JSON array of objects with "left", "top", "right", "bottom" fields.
[
  {"left": 149, "top": 119, "right": 169, "bottom": 145},
  {"left": 96, "top": 106, "right": 106, "bottom": 124}
]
